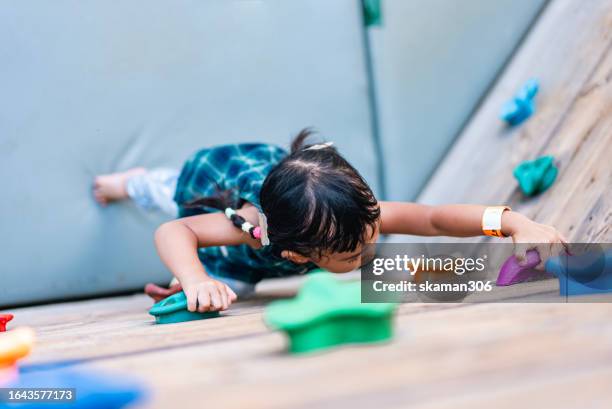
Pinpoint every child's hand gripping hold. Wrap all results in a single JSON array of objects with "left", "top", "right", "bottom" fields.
[
  {"left": 182, "top": 276, "right": 238, "bottom": 312},
  {"left": 502, "top": 211, "right": 569, "bottom": 269}
]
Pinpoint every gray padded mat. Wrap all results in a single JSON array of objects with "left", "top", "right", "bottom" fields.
[{"left": 0, "top": 0, "right": 376, "bottom": 305}]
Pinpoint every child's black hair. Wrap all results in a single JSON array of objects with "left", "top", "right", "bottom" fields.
[
  {"left": 260, "top": 128, "right": 380, "bottom": 258},
  {"left": 185, "top": 128, "right": 380, "bottom": 258}
]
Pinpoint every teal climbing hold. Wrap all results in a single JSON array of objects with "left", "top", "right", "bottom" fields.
[
  {"left": 264, "top": 272, "right": 396, "bottom": 354},
  {"left": 362, "top": 0, "right": 382, "bottom": 27},
  {"left": 149, "top": 291, "right": 219, "bottom": 324},
  {"left": 513, "top": 155, "right": 558, "bottom": 197}
]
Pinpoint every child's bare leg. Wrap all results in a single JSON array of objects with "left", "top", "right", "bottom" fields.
[
  {"left": 93, "top": 167, "right": 179, "bottom": 216},
  {"left": 93, "top": 167, "right": 146, "bottom": 205}
]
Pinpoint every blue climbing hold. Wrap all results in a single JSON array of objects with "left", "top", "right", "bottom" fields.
[
  {"left": 545, "top": 250, "right": 612, "bottom": 296},
  {"left": 500, "top": 78, "right": 539, "bottom": 126},
  {"left": 1, "top": 367, "right": 146, "bottom": 409}
]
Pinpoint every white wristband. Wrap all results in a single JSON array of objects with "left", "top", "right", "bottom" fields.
[{"left": 482, "top": 206, "right": 511, "bottom": 237}]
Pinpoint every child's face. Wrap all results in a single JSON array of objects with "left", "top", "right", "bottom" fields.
[{"left": 311, "top": 223, "right": 380, "bottom": 273}]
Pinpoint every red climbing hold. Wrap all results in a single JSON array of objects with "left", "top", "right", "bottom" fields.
[{"left": 0, "top": 314, "right": 14, "bottom": 332}]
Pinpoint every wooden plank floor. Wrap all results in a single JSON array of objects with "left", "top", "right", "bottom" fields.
[{"left": 5, "top": 275, "right": 612, "bottom": 409}]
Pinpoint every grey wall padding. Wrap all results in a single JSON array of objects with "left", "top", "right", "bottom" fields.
[
  {"left": 369, "top": 0, "right": 548, "bottom": 201},
  {"left": 0, "top": 0, "right": 375, "bottom": 306},
  {"left": 1, "top": 0, "right": 549, "bottom": 306}
]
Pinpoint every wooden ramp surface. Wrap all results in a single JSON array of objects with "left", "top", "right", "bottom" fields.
[
  {"left": 6, "top": 274, "right": 612, "bottom": 409},
  {"left": 419, "top": 0, "right": 612, "bottom": 242}
]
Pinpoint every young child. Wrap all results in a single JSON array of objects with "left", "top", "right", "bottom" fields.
[{"left": 93, "top": 129, "right": 567, "bottom": 312}]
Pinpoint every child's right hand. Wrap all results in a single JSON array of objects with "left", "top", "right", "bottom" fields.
[{"left": 182, "top": 277, "right": 237, "bottom": 312}]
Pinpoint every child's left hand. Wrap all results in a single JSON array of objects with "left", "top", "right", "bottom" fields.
[{"left": 505, "top": 212, "right": 568, "bottom": 269}]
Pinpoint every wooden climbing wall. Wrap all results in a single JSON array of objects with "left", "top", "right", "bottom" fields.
[
  {"left": 10, "top": 279, "right": 612, "bottom": 409},
  {"left": 418, "top": 0, "right": 612, "bottom": 243}
]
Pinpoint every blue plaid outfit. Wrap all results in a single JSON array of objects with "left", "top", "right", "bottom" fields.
[{"left": 173, "top": 143, "right": 315, "bottom": 284}]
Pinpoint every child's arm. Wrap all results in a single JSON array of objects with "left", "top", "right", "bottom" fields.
[
  {"left": 154, "top": 207, "right": 260, "bottom": 312},
  {"left": 380, "top": 202, "right": 567, "bottom": 265}
]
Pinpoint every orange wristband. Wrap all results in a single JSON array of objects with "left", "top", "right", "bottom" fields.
[{"left": 482, "top": 206, "right": 511, "bottom": 237}]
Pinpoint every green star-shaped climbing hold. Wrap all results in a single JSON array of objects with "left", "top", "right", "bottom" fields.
[
  {"left": 513, "top": 155, "right": 558, "bottom": 197},
  {"left": 149, "top": 291, "right": 219, "bottom": 324},
  {"left": 264, "top": 272, "right": 397, "bottom": 354}
]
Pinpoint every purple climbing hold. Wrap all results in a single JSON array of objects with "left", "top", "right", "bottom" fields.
[{"left": 496, "top": 249, "right": 541, "bottom": 286}]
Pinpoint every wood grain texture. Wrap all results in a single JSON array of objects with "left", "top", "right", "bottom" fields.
[
  {"left": 16, "top": 272, "right": 598, "bottom": 366},
  {"left": 4, "top": 269, "right": 611, "bottom": 409},
  {"left": 418, "top": 0, "right": 612, "bottom": 242},
  {"left": 7, "top": 291, "right": 612, "bottom": 409}
]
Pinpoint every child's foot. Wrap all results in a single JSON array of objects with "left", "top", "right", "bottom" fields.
[
  {"left": 93, "top": 167, "right": 146, "bottom": 206},
  {"left": 145, "top": 282, "right": 183, "bottom": 302}
]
